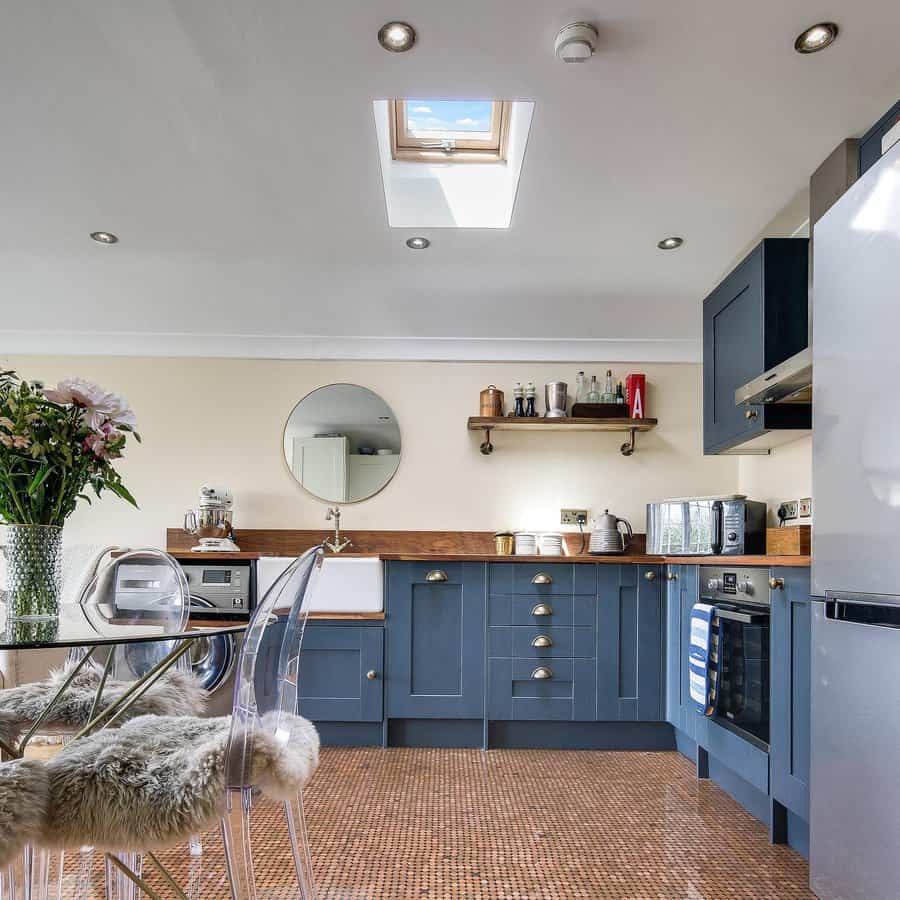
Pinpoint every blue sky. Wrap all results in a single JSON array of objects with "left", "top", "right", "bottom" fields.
[{"left": 405, "top": 99, "right": 493, "bottom": 134}]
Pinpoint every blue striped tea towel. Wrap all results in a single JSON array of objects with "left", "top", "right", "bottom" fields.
[{"left": 688, "top": 603, "right": 719, "bottom": 716}]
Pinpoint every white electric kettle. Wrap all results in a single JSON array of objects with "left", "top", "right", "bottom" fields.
[{"left": 589, "top": 510, "right": 633, "bottom": 555}]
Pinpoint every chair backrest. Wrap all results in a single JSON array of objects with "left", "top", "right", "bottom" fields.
[
  {"left": 225, "top": 544, "right": 324, "bottom": 789},
  {"left": 76, "top": 549, "right": 191, "bottom": 680}
]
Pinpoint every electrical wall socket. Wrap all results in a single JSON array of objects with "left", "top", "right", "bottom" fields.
[
  {"left": 799, "top": 497, "right": 812, "bottom": 518},
  {"left": 560, "top": 508, "right": 588, "bottom": 525},
  {"left": 779, "top": 500, "right": 799, "bottom": 521}
]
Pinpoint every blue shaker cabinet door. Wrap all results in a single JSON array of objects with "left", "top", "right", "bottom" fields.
[
  {"left": 664, "top": 566, "right": 682, "bottom": 728},
  {"left": 385, "top": 561, "right": 486, "bottom": 718},
  {"left": 597, "top": 564, "right": 664, "bottom": 722},
  {"left": 298, "top": 624, "right": 384, "bottom": 723},
  {"left": 770, "top": 567, "right": 811, "bottom": 821}
]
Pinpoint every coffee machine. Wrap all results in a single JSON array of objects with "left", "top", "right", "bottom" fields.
[{"left": 183, "top": 485, "right": 240, "bottom": 552}]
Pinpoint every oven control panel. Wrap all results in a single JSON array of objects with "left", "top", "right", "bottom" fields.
[{"left": 699, "top": 566, "right": 771, "bottom": 606}]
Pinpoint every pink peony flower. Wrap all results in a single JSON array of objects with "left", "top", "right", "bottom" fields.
[{"left": 44, "top": 378, "right": 137, "bottom": 431}]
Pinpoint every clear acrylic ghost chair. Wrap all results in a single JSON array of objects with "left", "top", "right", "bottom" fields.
[
  {"left": 77, "top": 550, "right": 199, "bottom": 899},
  {"left": 221, "top": 543, "right": 324, "bottom": 900}
]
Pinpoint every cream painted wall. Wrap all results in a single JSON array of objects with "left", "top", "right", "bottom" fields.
[
  {"left": 2, "top": 356, "right": 737, "bottom": 546},
  {"left": 738, "top": 436, "right": 812, "bottom": 526}
]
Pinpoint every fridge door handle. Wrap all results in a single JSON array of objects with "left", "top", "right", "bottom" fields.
[{"left": 825, "top": 596, "right": 900, "bottom": 630}]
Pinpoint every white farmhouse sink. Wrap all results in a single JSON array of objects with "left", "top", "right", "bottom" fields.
[{"left": 255, "top": 556, "right": 383, "bottom": 614}]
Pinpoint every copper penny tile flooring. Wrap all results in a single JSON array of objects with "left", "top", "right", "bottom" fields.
[{"left": 55, "top": 747, "right": 813, "bottom": 899}]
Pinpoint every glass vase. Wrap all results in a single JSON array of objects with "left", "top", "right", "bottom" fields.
[{"left": 3, "top": 524, "right": 63, "bottom": 620}]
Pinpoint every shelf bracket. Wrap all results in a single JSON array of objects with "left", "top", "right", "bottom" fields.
[
  {"left": 479, "top": 427, "right": 494, "bottom": 455},
  {"left": 620, "top": 428, "right": 637, "bottom": 457}
]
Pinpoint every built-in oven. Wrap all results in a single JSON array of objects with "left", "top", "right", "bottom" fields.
[{"left": 699, "top": 566, "right": 771, "bottom": 750}]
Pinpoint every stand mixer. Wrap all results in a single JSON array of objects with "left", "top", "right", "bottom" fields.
[{"left": 183, "top": 485, "right": 240, "bottom": 552}]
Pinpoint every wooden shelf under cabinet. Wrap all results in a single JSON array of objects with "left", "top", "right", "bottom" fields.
[{"left": 467, "top": 416, "right": 658, "bottom": 457}]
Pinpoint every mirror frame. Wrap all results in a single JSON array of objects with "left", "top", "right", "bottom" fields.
[{"left": 281, "top": 382, "right": 402, "bottom": 505}]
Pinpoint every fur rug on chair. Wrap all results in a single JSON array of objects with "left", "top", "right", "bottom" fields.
[
  {"left": 0, "top": 759, "right": 49, "bottom": 866},
  {"left": 0, "top": 667, "right": 206, "bottom": 746},
  {"left": 36, "top": 712, "right": 319, "bottom": 852}
]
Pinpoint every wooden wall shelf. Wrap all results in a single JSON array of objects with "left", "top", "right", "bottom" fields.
[{"left": 466, "top": 416, "right": 658, "bottom": 456}]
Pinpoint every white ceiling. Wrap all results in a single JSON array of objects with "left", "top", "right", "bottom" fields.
[{"left": 1, "top": 2, "right": 899, "bottom": 362}]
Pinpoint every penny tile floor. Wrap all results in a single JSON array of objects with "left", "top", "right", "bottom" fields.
[{"left": 56, "top": 747, "right": 813, "bottom": 898}]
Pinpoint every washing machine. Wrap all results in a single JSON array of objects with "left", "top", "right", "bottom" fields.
[{"left": 179, "top": 561, "right": 254, "bottom": 716}]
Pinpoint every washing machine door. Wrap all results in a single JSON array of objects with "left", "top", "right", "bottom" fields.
[{"left": 186, "top": 596, "right": 236, "bottom": 693}]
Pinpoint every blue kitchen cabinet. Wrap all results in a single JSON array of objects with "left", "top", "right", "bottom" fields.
[
  {"left": 769, "top": 567, "right": 811, "bottom": 822},
  {"left": 385, "top": 561, "right": 486, "bottom": 718},
  {"left": 859, "top": 100, "right": 900, "bottom": 176},
  {"left": 596, "top": 564, "right": 664, "bottom": 721},
  {"left": 663, "top": 565, "right": 705, "bottom": 741},
  {"left": 256, "top": 620, "right": 383, "bottom": 723},
  {"left": 702, "top": 238, "right": 811, "bottom": 454},
  {"left": 298, "top": 624, "right": 383, "bottom": 722}
]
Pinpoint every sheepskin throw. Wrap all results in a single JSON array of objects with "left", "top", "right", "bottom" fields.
[
  {"left": 0, "top": 759, "right": 48, "bottom": 867},
  {"left": 17, "top": 712, "right": 319, "bottom": 854},
  {"left": 0, "top": 666, "right": 206, "bottom": 747}
]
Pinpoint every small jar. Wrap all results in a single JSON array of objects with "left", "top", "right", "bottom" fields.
[{"left": 494, "top": 532, "right": 515, "bottom": 555}]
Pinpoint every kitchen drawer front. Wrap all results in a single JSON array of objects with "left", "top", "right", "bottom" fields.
[
  {"left": 488, "top": 625, "right": 594, "bottom": 659},
  {"left": 488, "top": 657, "right": 597, "bottom": 721},
  {"left": 489, "top": 594, "right": 595, "bottom": 627},
  {"left": 702, "top": 719, "right": 769, "bottom": 795},
  {"left": 490, "top": 562, "right": 596, "bottom": 596}
]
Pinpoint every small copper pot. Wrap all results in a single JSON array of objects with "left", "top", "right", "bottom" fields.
[{"left": 480, "top": 384, "right": 504, "bottom": 417}]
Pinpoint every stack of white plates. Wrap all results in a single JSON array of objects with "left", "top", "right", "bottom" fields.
[
  {"left": 514, "top": 532, "right": 538, "bottom": 555},
  {"left": 539, "top": 533, "right": 564, "bottom": 556},
  {"left": 589, "top": 530, "right": 625, "bottom": 554}
]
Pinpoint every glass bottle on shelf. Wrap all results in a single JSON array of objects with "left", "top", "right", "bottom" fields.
[
  {"left": 587, "top": 375, "right": 600, "bottom": 403},
  {"left": 616, "top": 382, "right": 625, "bottom": 404},
  {"left": 603, "top": 370, "right": 615, "bottom": 403},
  {"left": 575, "top": 371, "right": 588, "bottom": 404},
  {"left": 513, "top": 382, "right": 525, "bottom": 417}
]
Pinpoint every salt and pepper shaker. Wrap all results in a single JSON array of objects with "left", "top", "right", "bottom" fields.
[
  {"left": 513, "top": 382, "right": 525, "bottom": 417},
  {"left": 525, "top": 381, "right": 538, "bottom": 417}
]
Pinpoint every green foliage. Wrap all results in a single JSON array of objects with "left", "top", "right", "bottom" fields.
[{"left": 0, "top": 370, "right": 140, "bottom": 526}]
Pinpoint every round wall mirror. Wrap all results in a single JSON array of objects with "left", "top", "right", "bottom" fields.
[{"left": 282, "top": 384, "right": 401, "bottom": 503}]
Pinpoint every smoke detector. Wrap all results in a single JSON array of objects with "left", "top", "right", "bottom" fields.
[{"left": 554, "top": 22, "right": 598, "bottom": 63}]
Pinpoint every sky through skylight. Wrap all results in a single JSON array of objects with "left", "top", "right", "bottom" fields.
[{"left": 405, "top": 99, "right": 493, "bottom": 137}]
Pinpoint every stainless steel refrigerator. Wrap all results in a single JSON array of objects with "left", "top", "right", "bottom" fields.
[{"left": 811, "top": 137, "right": 900, "bottom": 899}]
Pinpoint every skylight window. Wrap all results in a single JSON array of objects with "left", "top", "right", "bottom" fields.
[{"left": 389, "top": 99, "right": 511, "bottom": 162}]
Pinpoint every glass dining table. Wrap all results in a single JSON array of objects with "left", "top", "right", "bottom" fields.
[{"left": 0, "top": 604, "right": 247, "bottom": 760}]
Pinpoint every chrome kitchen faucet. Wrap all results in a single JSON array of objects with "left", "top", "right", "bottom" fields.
[{"left": 324, "top": 506, "right": 352, "bottom": 553}]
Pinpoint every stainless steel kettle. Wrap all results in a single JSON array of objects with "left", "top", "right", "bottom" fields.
[{"left": 589, "top": 510, "right": 633, "bottom": 555}]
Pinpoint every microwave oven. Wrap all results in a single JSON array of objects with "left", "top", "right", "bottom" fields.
[{"left": 646, "top": 497, "right": 767, "bottom": 556}]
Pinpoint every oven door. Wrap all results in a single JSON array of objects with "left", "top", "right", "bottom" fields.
[{"left": 711, "top": 604, "right": 770, "bottom": 748}]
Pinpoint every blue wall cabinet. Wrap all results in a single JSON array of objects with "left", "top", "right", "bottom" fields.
[
  {"left": 596, "top": 565, "right": 664, "bottom": 721},
  {"left": 702, "top": 238, "right": 811, "bottom": 454},
  {"left": 769, "top": 567, "right": 811, "bottom": 821},
  {"left": 859, "top": 100, "right": 900, "bottom": 177},
  {"left": 386, "top": 561, "right": 486, "bottom": 718},
  {"left": 298, "top": 624, "right": 384, "bottom": 723}
]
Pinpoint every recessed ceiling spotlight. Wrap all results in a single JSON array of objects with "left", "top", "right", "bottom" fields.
[
  {"left": 657, "top": 236, "right": 684, "bottom": 250},
  {"left": 90, "top": 231, "right": 119, "bottom": 244},
  {"left": 378, "top": 21, "right": 416, "bottom": 53},
  {"left": 406, "top": 236, "right": 430, "bottom": 250},
  {"left": 794, "top": 22, "right": 838, "bottom": 54}
]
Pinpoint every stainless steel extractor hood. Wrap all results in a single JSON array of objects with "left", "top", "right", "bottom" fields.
[
  {"left": 735, "top": 346, "right": 812, "bottom": 405},
  {"left": 734, "top": 139, "right": 859, "bottom": 407}
]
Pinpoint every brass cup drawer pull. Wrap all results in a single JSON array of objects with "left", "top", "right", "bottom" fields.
[
  {"left": 531, "top": 634, "right": 553, "bottom": 648},
  {"left": 644, "top": 570, "right": 657, "bottom": 582},
  {"left": 769, "top": 577, "right": 785, "bottom": 590},
  {"left": 531, "top": 573, "right": 553, "bottom": 585},
  {"left": 666, "top": 571, "right": 678, "bottom": 582},
  {"left": 366, "top": 670, "right": 378, "bottom": 681},
  {"left": 531, "top": 666, "right": 553, "bottom": 680},
  {"left": 425, "top": 570, "right": 448, "bottom": 583},
  {"left": 531, "top": 603, "right": 553, "bottom": 617}
]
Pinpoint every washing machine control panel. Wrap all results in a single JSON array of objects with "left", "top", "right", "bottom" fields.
[{"left": 180, "top": 562, "right": 253, "bottom": 616}]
